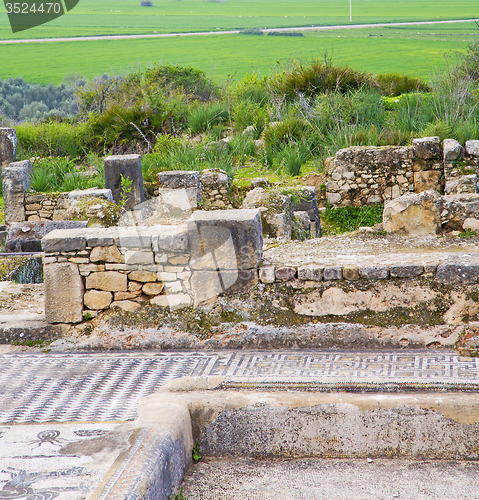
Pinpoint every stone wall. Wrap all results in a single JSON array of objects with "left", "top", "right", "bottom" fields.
[
  {"left": 324, "top": 137, "right": 479, "bottom": 207},
  {"left": 24, "top": 189, "right": 114, "bottom": 222},
  {"left": 41, "top": 209, "right": 263, "bottom": 324}
]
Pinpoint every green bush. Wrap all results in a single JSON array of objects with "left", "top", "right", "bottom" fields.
[
  {"left": 17, "top": 120, "right": 90, "bottom": 159},
  {"left": 30, "top": 157, "right": 76, "bottom": 192},
  {"left": 186, "top": 102, "right": 229, "bottom": 134},
  {"left": 374, "top": 73, "right": 430, "bottom": 97},
  {"left": 269, "top": 60, "right": 376, "bottom": 101}
]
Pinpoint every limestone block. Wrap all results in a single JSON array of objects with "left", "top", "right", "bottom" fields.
[
  {"left": 104, "top": 154, "right": 145, "bottom": 210},
  {"left": 150, "top": 293, "right": 192, "bottom": 309},
  {"left": 142, "top": 282, "right": 165, "bottom": 295},
  {"left": 157, "top": 187, "right": 200, "bottom": 212},
  {"left": 165, "top": 281, "right": 183, "bottom": 293},
  {"left": 116, "top": 226, "right": 152, "bottom": 249},
  {"left": 8, "top": 221, "right": 87, "bottom": 253},
  {"left": 190, "top": 269, "right": 257, "bottom": 305},
  {"left": 413, "top": 136, "right": 441, "bottom": 159},
  {"left": 68, "top": 188, "right": 113, "bottom": 202},
  {"left": 83, "top": 289, "right": 112, "bottom": 310},
  {"left": 323, "top": 266, "right": 343, "bottom": 281},
  {"left": 152, "top": 226, "right": 189, "bottom": 253},
  {"left": 413, "top": 170, "right": 443, "bottom": 193},
  {"left": 389, "top": 264, "right": 424, "bottom": 278},
  {"left": 201, "top": 168, "right": 229, "bottom": 187},
  {"left": 465, "top": 140, "right": 479, "bottom": 158},
  {"left": 114, "top": 291, "right": 141, "bottom": 300},
  {"left": 2, "top": 161, "right": 32, "bottom": 224},
  {"left": 124, "top": 250, "right": 154, "bottom": 265},
  {"left": 242, "top": 188, "right": 292, "bottom": 239},
  {"left": 444, "top": 175, "right": 477, "bottom": 195},
  {"left": 443, "top": 139, "right": 464, "bottom": 161},
  {"left": 44, "top": 262, "right": 84, "bottom": 323},
  {"left": 359, "top": 266, "right": 389, "bottom": 280},
  {"left": 298, "top": 265, "right": 323, "bottom": 281},
  {"left": 383, "top": 190, "right": 442, "bottom": 235},
  {"left": 441, "top": 193, "right": 479, "bottom": 232},
  {"left": 110, "top": 300, "right": 141, "bottom": 312},
  {"left": 259, "top": 266, "right": 275, "bottom": 283},
  {"left": 0, "top": 128, "right": 17, "bottom": 169},
  {"left": 436, "top": 255, "right": 479, "bottom": 284},
  {"left": 129, "top": 281, "right": 143, "bottom": 292},
  {"left": 275, "top": 267, "right": 297, "bottom": 281},
  {"left": 188, "top": 209, "right": 263, "bottom": 272},
  {"left": 90, "top": 245, "right": 124, "bottom": 263},
  {"left": 156, "top": 170, "right": 201, "bottom": 190},
  {"left": 85, "top": 271, "right": 127, "bottom": 292},
  {"left": 327, "top": 192, "right": 341, "bottom": 205},
  {"left": 463, "top": 218, "right": 479, "bottom": 231},
  {"left": 128, "top": 270, "right": 157, "bottom": 282}
]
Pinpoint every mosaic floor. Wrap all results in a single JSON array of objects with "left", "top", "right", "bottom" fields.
[{"left": 1, "top": 350, "right": 479, "bottom": 423}]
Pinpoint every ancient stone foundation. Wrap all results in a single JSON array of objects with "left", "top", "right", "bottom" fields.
[
  {"left": 325, "top": 137, "right": 479, "bottom": 207},
  {"left": 41, "top": 209, "right": 263, "bottom": 323}
]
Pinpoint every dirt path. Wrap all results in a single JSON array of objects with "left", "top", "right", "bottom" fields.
[{"left": 0, "top": 18, "right": 476, "bottom": 44}]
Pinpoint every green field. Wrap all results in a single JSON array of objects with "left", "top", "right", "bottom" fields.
[
  {"left": 1, "top": 0, "right": 478, "bottom": 40},
  {"left": 0, "top": 24, "right": 476, "bottom": 84},
  {"left": 0, "top": 0, "right": 478, "bottom": 84}
]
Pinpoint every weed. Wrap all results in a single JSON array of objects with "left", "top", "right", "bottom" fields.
[
  {"left": 192, "top": 441, "right": 202, "bottom": 462},
  {"left": 118, "top": 174, "right": 133, "bottom": 210},
  {"left": 459, "top": 228, "right": 477, "bottom": 238},
  {"left": 322, "top": 205, "right": 383, "bottom": 235}
]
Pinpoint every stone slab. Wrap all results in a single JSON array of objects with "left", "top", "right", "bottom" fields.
[
  {"left": 0, "top": 127, "right": 17, "bottom": 168},
  {"left": 188, "top": 209, "right": 263, "bottom": 271},
  {"left": 6, "top": 221, "right": 88, "bottom": 253},
  {"left": 68, "top": 188, "right": 113, "bottom": 202},
  {"left": 436, "top": 255, "right": 479, "bottom": 284},
  {"left": 156, "top": 170, "right": 201, "bottom": 189}
]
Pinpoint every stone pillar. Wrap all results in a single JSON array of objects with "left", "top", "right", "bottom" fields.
[
  {"left": 0, "top": 128, "right": 17, "bottom": 169},
  {"left": 44, "top": 262, "right": 84, "bottom": 323},
  {"left": 188, "top": 209, "right": 262, "bottom": 305},
  {"left": 104, "top": 154, "right": 145, "bottom": 211},
  {"left": 2, "top": 160, "right": 32, "bottom": 225}
]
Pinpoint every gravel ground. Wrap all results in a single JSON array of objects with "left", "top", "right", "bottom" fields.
[{"left": 180, "top": 457, "right": 479, "bottom": 499}]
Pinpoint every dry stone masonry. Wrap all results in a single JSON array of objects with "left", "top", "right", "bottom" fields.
[
  {"left": 41, "top": 209, "right": 263, "bottom": 323},
  {"left": 325, "top": 137, "right": 478, "bottom": 207}
]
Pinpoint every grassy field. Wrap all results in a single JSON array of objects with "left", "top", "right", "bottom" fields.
[
  {"left": 0, "top": 23, "right": 476, "bottom": 84},
  {"left": 0, "top": 0, "right": 477, "bottom": 84},
  {"left": 0, "top": 0, "right": 478, "bottom": 40}
]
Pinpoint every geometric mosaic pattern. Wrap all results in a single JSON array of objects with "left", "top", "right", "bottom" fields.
[{"left": 1, "top": 350, "right": 479, "bottom": 424}]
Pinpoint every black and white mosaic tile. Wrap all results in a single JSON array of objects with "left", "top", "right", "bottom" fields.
[{"left": 1, "top": 351, "right": 479, "bottom": 424}]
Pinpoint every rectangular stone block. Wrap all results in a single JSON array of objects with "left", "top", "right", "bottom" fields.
[
  {"left": 390, "top": 264, "right": 424, "bottom": 278},
  {"left": 0, "top": 128, "right": 17, "bottom": 169},
  {"left": 44, "top": 262, "right": 84, "bottom": 323},
  {"left": 323, "top": 266, "right": 343, "bottom": 280},
  {"left": 2, "top": 161, "right": 31, "bottom": 224},
  {"left": 359, "top": 266, "right": 389, "bottom": 280},
  {"left": 436, "top": 255, "right": 479, "bottom": 284},
  {"left": 152, "top": 226, "right": 189, "bottom": 253},
  {"left": 298, "top": 265, "right": 323, "bottom": 281},
  {"left": 188, "top": 209, "right": 263, "bottom": 271},
  {"left": 117, "top": 227, "right": 152, "bottom": 250},
  {"left": 41, "top": 226, "right": 88, "bottom": 253},
  {"left": 191, "top": 269, "right": 258, "bottom": 305},
  {"left": 124, "top": 250, "right": 154, "bottom": 265},
  {"left": 85, "top": 271, "right": 128, "bottom": 292},
  {"left": 259, "top": 266, "right": 275, "bottom": 283},
  {"left": 104, "top": 154, "right": 145, "bottom": 211},
  {"left": 156, "top": 170, "right": 201, "bottom": 189},
  {"left": 275, "top": 266, "right": 297, "bottom": 281}
]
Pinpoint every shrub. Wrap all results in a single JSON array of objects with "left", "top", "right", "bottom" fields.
[
  {"left": 375, "top": 73, "right": 430, "bottom": 96},
  {"left": 269, "top": 60, "right": 376, "bottom": 101},
  {"left": 30, "top": 157, "right": 76, "bottom": 192},
  {"left": 17, "top": 120, "right": 90, "bottom": 158},
  {"left": 186, "top": 102, "right": 229, "bottom": 134}
]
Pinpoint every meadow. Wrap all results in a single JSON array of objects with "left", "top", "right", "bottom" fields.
[
  {"left": 0, "top": 0, "right": 478, "bottom": 40},
  {"left": 0, "top": 23, "right": 477, "bottom": 84}
]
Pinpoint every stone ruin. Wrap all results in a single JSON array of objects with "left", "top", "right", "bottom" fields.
[{"left": 324, "top": 136, "right": 479, "bottom": 207}]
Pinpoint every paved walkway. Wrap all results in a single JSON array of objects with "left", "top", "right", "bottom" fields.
[{"left": 1, "top": 350, "right": 479, "bottom": 424}]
